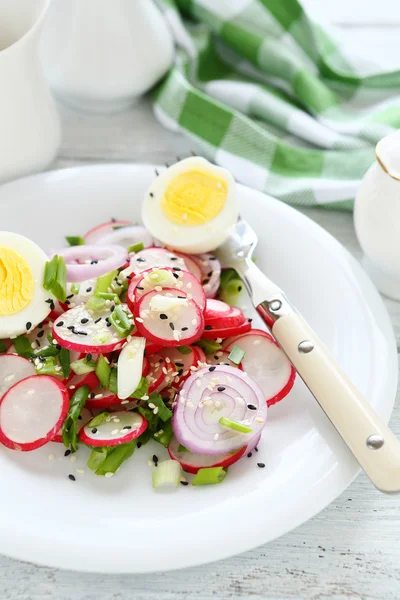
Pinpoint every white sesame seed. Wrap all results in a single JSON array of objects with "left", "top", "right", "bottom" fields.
[
  {"left": 31, "top": 342, "right": 36, "bottom": 349},
  {"left": 195, "top": 379, "right": 201, "bottom": 387},
  {"left": 111, "top": 429, "right": 119, "bottom": 435},
  {"left": 147, "top": 460, "right": 154, "bottom": 467},
  {"left": 69, "top": 385, "right": 76, "bottom": 390},
  {"left": 153, "top": 407, "right": 159, "bottom": 414},
  {"left": 162, "top": 367, "right": 168, "bottom": 375},
  {"left": 94, "top": 393, "right": 103, "bottom": 399},
  {"left": 36, "top": 363, "right": 43, "bottom": 370},
  {"left": 155, "top": 286, "right": 162, "bottom": 292},
  {"left": 253, "top": 340, "right": 261, "bottom": 345},
  {"left": 256, "top": 417, "right": 265, "bottom": 424},
  {"left": 105, "top": 472, "right": 114, "bottom": 478},
  {"left": 141, "top": 395, "right": 149, "bottom": 400},
  {"left": 120, "top": 400, "right": 129, "bottom": 405},
  {"left": 186, "top": 401, "right": 194, "bottom": 408},
  {"left": 27, "top": 389, "right": 35, "bottom": 396},
  {"left": 3, "top": 374, "right": 15, "bottom": 382},
  {"left": 76, "top": 468, "right": 85, "bottom": 474},
  {"left": 70, "top": 455, "right": 77, "bottom": 463},
  {"left": 186, "top": 282, "right": 192, "bottom": 289},
  {"left": 48, "top": 453, "right": 55, "bottom": 461},
  {"left": 226, "top": 376, "right": 232, "bottom": 382},
  {"left": 179, "top": 396, "right": 185, "bottom": 404},
  {"left": 216, "top": 351, "right": 223, "bottom": 357},
  {"left": 204, "top": 399, "right": 213, "bottom": 406},
  {"left": 215, "top": 338, "right": 223, "bottom": 344},
  {"left": 191, "top": 319, "right": 198, "bottom": 326},
  {"left": 215, "top": 401, "right": 221, "bottom": 408},
  {"left": 148, "top": 402, "right": 156, "bottom": 409},
  {"left": 213, "top": 433, "right": 219, "bottom": 440},
  {"left": 52, "top": 339, "right": 59, "bottom": 345}
]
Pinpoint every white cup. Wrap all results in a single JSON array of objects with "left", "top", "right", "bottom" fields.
[{"left": 0, "top": 0, "right": 61, "bottom": 183}]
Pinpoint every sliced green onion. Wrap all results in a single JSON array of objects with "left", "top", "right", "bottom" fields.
[
  {"left": 147, "top": 392, "right": 172, "bottom": 422},
  {"left": 71, "top": 282, "right": 80, "bottom": 295},
  {"left": 143, "top": 268, "right": 175, "bottom": 287},
  {"left": 176, "top": 345, "right": 192, "bottom": 355},
  {"left": 127, "top": 241, "right": 144, "bottom": 254},
  {"left": 153, "top": 421, "right": 173, "bottom": 447},
  {"left": 43, "top": 255, "right": 58, "bottom": 291},
  {"left": 12, "top": 336, "right": 32, "bottom": 358},
  {"left": 70, "top": 357, "right": 97, "bottom": 375},
  {"left": 87, "top": 447, "right": 110, "bottom": 471},
  {"left": 109, "top": 305, "right": 134, "bottom": 337},
  {"left": 52, "top": 256, "right": 67, "bottom": 303},
  {"left": 138, "top": 405, "right": 159, "bottom": 432},
  {"left": 0, "top": 341, "right": 7, "bottom": 354},
  {"left": 35, "top": 356, "right": 61, "bottom": 376},
  {"left": 218, "top": 268, "right": 244, "bottom": 306},
  {"left": 152, "top": 459, "right": 182, "bottom": 489},
  {"left": 33, "top": 345, "right": 59, "bottom": 358},
  {"left": 192, "top": 466, "right": 227, "bottom": 486},
  {"left": 87, "top": 412, "right": 109, "bottom": 429},
  {"left": 96, "top": 292, "right": 120, "bottom": 304},
  {"left": 227, "top": 345, "right": 245, "bottom": 365},
  {"left": 86, "top": 295, "right": 106, "bottom": 312},
  {"left": 137, "top": 427, "right": 153, "bottom": 446},
  {"left": 219, "top": 416, "right": 252, "bottom": 433},
  {"left": 95, "top": 441, "right": 136, "bottom": 476},
  {"left": 95, "top": 354, "right": 111, "bottom": 388},
  {"left": 109, "top": 366, "right": 118, "bottom": 394},
  {"left": 65, "top": 236, "right": 85, "bottom": 246},
  {"left": 95, "top": 270, "right": 119, "bottom": 294},
  {"left": 194, "top": 339, "right": 223, "bottom": 355},
  {"left": 178, "top": 443, "right": 188, "bottom": 452},
  {"left": 130, "top": 376, "right": 148, "bottom": 399},
  {"left": 62, "top": 385, "right": 90, "bottom": 451},
  {"left": 92, "top": 333, "right": 111, "bottom": 345},
  {"left": 59, "top": 347, "right": 71, "bottom": 378}
]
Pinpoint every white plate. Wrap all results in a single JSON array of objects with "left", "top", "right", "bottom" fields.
[{"left": 0, "top": 165, "right": 396, "bottom": 573}]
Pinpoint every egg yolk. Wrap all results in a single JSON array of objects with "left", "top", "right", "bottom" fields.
[
  {"left": 0, "top": 248, "right": 35, "bottom": 316},
  {"left": 162, "top": 170, "right": 227, "bottom": 226}
]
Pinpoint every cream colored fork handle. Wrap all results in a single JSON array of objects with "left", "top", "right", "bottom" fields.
[{"left": 270, "top": 311, "right": 400, "bottom": 493}]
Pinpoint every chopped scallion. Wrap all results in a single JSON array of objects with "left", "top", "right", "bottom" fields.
[
  {"left": 87, "top": 412, "right": 109, "bottom": 429},
  {"left": 71, "top": 282, "right": 80, "bottom": 295},
  {"left": 70, "top": 357, "right": 97, "bottom": 375},
  {"left": 219, "top": 416, "right": 252, "bottom": 433},
  {"left": 35, "top": 356, "right": 61, "bottom": 376},
  {"left": 65, "top": 236, "right": 85, "bottom": 246},
  {"left": 0, "top": 341, "right": 7, "bottom": 354},
  {"left": 95, "top": 270, "right": 119, "bottom": 294},
  {"left": 227, "top": 345, "right": 245, "bottom": 365},
  {"left": 218, "top": 268, "right": 244, "bottom": 306},
  {"left": 109, "top": 366, "right": 118, "bottom": 394},
  {"left": 95, "top": 441, "right": 136, "bottom": 476},
  {"left": 87, "top": 447, "right": 110, "bottom": 471},
  {"left": 147, "top": 392, "right": 172, "bottom": 422},
  {"left": 176, "top": 346, "right": 192, "bottom": 355},
  {"left": 45, "top": 256, "right": 67, "bottom": 303},
  {"left": 12, "top": 336, "right": 32, "bottom": 358},
  {"left": 62, "top": 385, "right": 90, "bottom": 451},
  {"left": 33, "top": 345, "right": 59, "bottom": 358},
  {"left": 59, "top": 347, "right": 71, "bottom": 378},
  {"left": 43, "top": 255, "right": 58, "bottom": 291},
  {"left": 127, "top": 241, "right": 144, "bottom": 254},
  {"left": 192, "top": 467, "right": 227, "bottom": 486},
  {"left": 178, "top": 444, "right": 188, "bottom": 452},
  {"left": 96, "top": 292, "right": 120, "bottom": 304},
  {"left": 152, "top": 460, "right": 182, "bottom": 488},
  {"left": 153, "top": 421, "right": 173, "bottom": 448},
  {"left": 130, "top": 376, "right": 148, "bottom": 399},
  {"left": 95, "top": 354, "right": 111, "bottom": 388},
  {"left": 194, "top": 339, "right": 223, "bottom": 355},
  {"left": 109, "top": 305, "right": 134, "bottom": 337}
]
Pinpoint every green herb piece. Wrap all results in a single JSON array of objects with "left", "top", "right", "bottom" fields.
[
  {"left": 95, "top": 354, "right": 111, "bottom": 388},
  {"left": 87, "top": 412, "right": 109, "bottom": 429},
  {"left": 65, "top": 236, "right": 85, "bottom": 246},
  {"left": 153, "top": 421, "right": 173, "bottom": 448},
  {"left": 192, "top": 467, "right": 227, "bottom": 486},
  {"left": 96, "top": 292, "right": 120, "bottom": 304},
  {"left": 176, "top": 345, "right": 192, "bottom": 355},
  {"left": 109, "top": 366, "right": 118, "bottom": 394},
  {"left": 43, "top": 255, "right": 58, "bottom": 291},
  {"left": 109, "top": 305, "right": 134, "bottom": 337},
  {"left": 152, "top": 460, "right": 182, "bottom": 489},
  {"left": 95, "top": 270, "right": 119, "bottom": 294},
  {"left": 70, "top": 357, "right": 97, "bottom": 375},
  {"left": 0, "top": 341, "right": 7, "bottom": 354},
  {"left": 59, "top": 348, "right": 71, "bottom": 378},
  {"left": 218, "top": 268, "right": 244, "bottom": 306},
  {"left": 137, "top": 427, "right": 153, "bottom": 447},
  {"left": 87, "top": 447, "right": 110, "bottom": 471},
  {"left": 51, "top": 256, "right": 67, "bottom": 303},
  {"left": 130, "top": 376, "right": 148, "bottom": 399},
  {"left": 33, "top": 345, "right": 59, "bottom": 358},
  {"left": 219, "top": 417, "right": 252, "bottom": 433},
  {"left": 227, "top": 345, "right": 245, "bottom": 366},
  {"left": 147, "top": 392, "right": 172, "bottom": 422},
  {"left": 35, "top": 356, "right": 61, "bottom": 376},
  {"left": 62, "top": 385, "right": 90, "bottom": 452},
  {"left": 71, "top": 282, "right": 80, "bottom": 295},
  {"left": 142, "top": 268, "right": 175, "bottom": 287},
  {"left": 138, "top": 405, "right": 159, "bottom": 432},
  {"left": 194, "top": 339, "right": 223, "bottom": 355},
  {"left": 127, "top": 242, "right": 144, "bottom": 254},
  {"left": 178, "top": 443, "right": 188, "bottom": 452},
  {"left": 12, "top": 336, "right": 32, "bottom": 358},
  {"left": 95, "top": 441, "right": 136, "bottom": 476}
]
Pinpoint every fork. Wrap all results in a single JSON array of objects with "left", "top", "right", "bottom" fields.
[{"left": 216, "top": 218, "right": 400, "bottom": 493}]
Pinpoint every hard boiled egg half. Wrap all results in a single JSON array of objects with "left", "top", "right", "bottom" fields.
[
  {"left": 0, "top": 232, "right": 52, "bottom": 339},
  {"left": 142, "top": 157, "right": 238, "bottom": 254}
]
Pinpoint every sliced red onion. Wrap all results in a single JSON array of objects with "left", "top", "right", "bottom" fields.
[
  {"left": 129, "top": 247, "right": 186, "bottom": 275},
  {"left": 55, "top": 245, "right": 127, "bottom": 283},
  {"left": 94, "top": 225, "right": 153, "bottom": 249},
  {"left": 84, "top": 220, "right": 131, "bottom": 244},
  {"left": 172, "top": 365, "right": 267, "bottom": 455}
]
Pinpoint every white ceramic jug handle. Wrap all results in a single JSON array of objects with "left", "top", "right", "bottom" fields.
[{"left": 256, "top": 297, "right": 400, "bottom": 494}]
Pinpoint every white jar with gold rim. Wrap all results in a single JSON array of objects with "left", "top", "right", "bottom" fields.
[{"left": 354, "top": 131, "right": 400, "bottom": 301}]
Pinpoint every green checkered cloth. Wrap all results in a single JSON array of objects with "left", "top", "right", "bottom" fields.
[{"left": 154, "top": 0, "right": 400, "bottom": 209}]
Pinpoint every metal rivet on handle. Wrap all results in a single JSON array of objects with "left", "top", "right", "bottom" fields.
[
  {"left": 269, "top": 300, "right": 282, "bottom": 312},
  {"left": 298, "top": 340, "right": 314, "bottom": 354},
  {"left": 366, "top": 435, "right": 384, "bottom": 450}
]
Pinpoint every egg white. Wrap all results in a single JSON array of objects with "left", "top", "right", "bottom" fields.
[
  {"left": 0, "top": 232, "right": 53, "bottom": 339},
  {"left": 141, "top": 157, "right": 238, "bottom": 254}
]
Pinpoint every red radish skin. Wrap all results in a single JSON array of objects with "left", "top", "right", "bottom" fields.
[
  {"left": 0, "top": 355, "right": 36, "bottom": 398},
  {"left": 190, "top": 253, "right": 221, "bottom": 298},
  {"left": 168, "top": 435, "right": 247, "bottom": 474},
  {"left": 0, "top": 376, "right": 69, "bottom": 452},
  {"left": 201, "top": 319, "right": 252, "bottom": 340},
  {"left": 79, "top": 411, "right": 147, "bottom": 447},
  {"left": 206, "top": 350, "right": 243, "bottom": 370},
  {"left": 146, "top": 353, "right": 176, "bottom": 393},
  {"left": 223, "top": 329, "right": 296, "bottom": 407},
  {"left": 83, "top": 220, "right": 131, "bottom": 244},
  {"left": 86, "top": 388, "right": 121, "bottom": 410},
  {"left": 53, "top": 406, "right": 93, "bottom": 443},
  {"left": 194, "top": 346, "right": 207, "bottom": 364},
  {"left": 66, "top": 371, "right": 99, "bottom": 397},
  {"left": 173, "top": 252, "right": 202, "bottom": 281}
]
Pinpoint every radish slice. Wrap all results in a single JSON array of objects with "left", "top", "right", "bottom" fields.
[
  {"left": 64, "top": 278, "right": 97, "bottom": 305},
  {"left": 191, "top": 253, "right": 221, "bottom": 298},
  {"left": 134, "top": 289, "right": 204, "bottom": 347},
  {"left": 52, "top": 303, "right": 132, "bottom": 354},
  {"left": 172, "top": 365, "right": 267, "bottom": 455},
  {"left": 86, "top": 387, "right": 120, "bottom": 410},
  {"left": 194, "top": 345, "right": 207, "bottom": 364},
  {"left": 204, "top": 299, "right": 247, "bottom": 328},
  {"left": 159, "top": 346, "right": 199, "bottom": 386},
  {"left": 146, "top": 353, "right": 174, "bottom": 394},
  {"left": 206, "top": 350, "right": 243, "bottom": 369},
  {"left": 129, "top": 247, "right": 186, "bottom": 275},
  {"left": 79, "top": 411, "right": 147, "bottom": 447},
  {"left": 53, "top": 406, "right": 93, "bottom": 443},
  {"left": 55, "top": 245, "right": 127, "bottom": 283},
  {"left": 223, "top": 329, "right": 296, "bottom": 406},
  {"left": 168, "top": 435, "right": 246, "bottom": 474},
  {"left": 117, "top": 337, "right": 146, "bottom": 400},
  {"left": 127, "top": 267, "right": 206, "bottom": 312},
  {"left": 173, "top": 252, "right": 202, "bottom": 281},
  {"left": 94, "top": 225, "right": 153, "bottom": 249},
  {"left": 84, "top": 220, "right": 132, "bottom": 244},
  {"left": 0, "top": 376, "right": 69, "bottom": 451},
  {"left": 144, "top": 339, "right": 164, "bottom": 356},
  {"left": 66, "top": 371, "right": 99, "bottom": 396},
  {"left": 8, "top": 320, "right": 54, "bottom": 354},
  {"left": 201, "top": 319, "right": 252, "bottom": 340},
  {"left": 0, "top": 355, "right": 36, "bottom": 398}
]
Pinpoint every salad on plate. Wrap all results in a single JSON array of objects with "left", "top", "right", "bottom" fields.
[{"left": 0, "top": 157, "right": 295, "bottom": 488}]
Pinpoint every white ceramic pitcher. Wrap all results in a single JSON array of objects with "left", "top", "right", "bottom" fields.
[
  {"left": 354, "top": 130, "right": 400, "bottom": 301},
  {"left": 0, "top": 0, "right": 61, "bottom": 184},
  {"left": 40, "top": 0, "right": 175, "bottom": 113}
]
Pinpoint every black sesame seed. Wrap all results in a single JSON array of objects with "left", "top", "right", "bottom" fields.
[
  {"left": 169, "top": 322, "right": 175, "bottom": 330},
  {"left": 180, "top": 481, "right": 189, "bottom": 486},
  {"left": 248, "top": 318, "right": 253, "bottom": 323},
  {"left": 136, "top": 286, "right": 144, "bottom": 290},
  {"left": 153, "top": 454, "right": 158, "bottom": 464},
  {"left": 38, "top": 323, "right": 43, "bottom": 329},
  {"left": 67, "top": 294, "right": 74, "bottom": 300},
  {"left": 207, "top": 271, "right": 213, "bottom": 277},
  {"left": 209, "top": 366, "right": 216, "bottom": 372},
  {"left": 247, "top": 404, "right": 257, "bottom": 410},
  {"left": 86, "top": 287, "right": 92, "bottom": 292},
  {"left": 64, "top": 449, "right": 71, "bottom": 457},
  {"left": 210, "top": 257, "right": 217, "bottom": 261},
  {"left": 76, "top": 331, "right": 88, "bottom": 336},
  {"left": 181, "top": 327, "right": 188, "bottom": 331},
  {"left": 56, "top": 321, "right": 64, "bottom": 327},
  {"left": 37, "top": 330, "right": 45, "bottom": 338},
  {"left": 247, "top": 452, "right": 252, "bottom": 458},
  {"left": 204, "top": 325, "right": 213, "bottom": 330},
  {"left": 177, "top": 369, "right": 183, "bottom": 377},
  {"left": 136, "top": 257, "right": 146, "bottom": 263},
  {"left": 173, "top": 267, "right": 181, "bottom": 272},
  {"left": 217, "top": 386, "right": 225, "bottom": 392},
  {"left": 149, "top": 192, "right": 154, "bottom": 197},
  {"left": 45, "top": 298, "right": 53, "bottom": 304},
  {"left": 86, "top": 354, "right": 92, "bottom": 361},
  {"left": 202, "top": 278, "right": 210, "bottom": 285},
  {"left": 255, "top": 446, "right": 259, "bottom": 452},
  {"left": 50, "top": 302, "right": 55, "bottom": 311},
  {"left": 170, "top": 257, "right": 178, "bottom": 261},
  {"left": 64, "top": 300, "right": 70, "bottom": 306},
  {"left": 67, "top": 326, "right": 75, "bottom": 331},
  {"left": 91, "top": 260, "right": 98, "bottom": 265},
  {"left": 173, "top": 273, "right": 179, "bottom": 279},
  {"left": 110, "top": 305, "right": 115, "bottom": 313},
  {"left": 78, "top": 415, "right": 83, "bottom": 421},
  {"left": 257, "top": 462, "right": 265, "bottom": 468},
  {"left": 68, "top": 474, "right": 76, "bottom": 481},
  {"left": 111, "top": 218, "right": 117, "bottom": 222},
  {"left": 175, "top": 362, "right": 184, "bottom": 367},
  {"left": 177, "top": 295, "right": 186, "bottom": 299},
  {"left": 106, "top": 321, "right": 112, "bottom": 327},
  {"left": 214, "top": 355, "right": 219, "bottom": 360},
  {"left": 81, "top": 318, "right": 89, "bottom": 324},
  {"left": 26, "top": 322, "right": 32, "bottom": 331},
  {"left": 137, "top": 441, "right": 142, "bottom": 448},
  {"left": 56, "top": 344, "right": 61, "bottom": 350},
  {"left": 159, "top": 358, "right": 164, "bottom": 363},
  {"left": 94, "top": 317, "right": 102, "bottom": 324},
  {"left": 155, "top": 169, "right": 159, "bottom": 176},
  {"left": 90, "top": 393, "right": 95, "bottom": 399},
  {"left": 91, "top": 428, "right": 98, "bottom": 434},
  {"left": 122, "top": 426, "right": 132, "bottom": 430},
  {"left": 35, "top": 340, "right": 41, "bottom": 348},
  {"left": 238, "top": 286, "right": 242, "bottom": 292},
  {"left": 159, "top": 313, "right": 168, "bottom": 320}
]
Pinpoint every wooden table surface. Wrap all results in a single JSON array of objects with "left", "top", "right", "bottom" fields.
[{"left": 1, "top": 15, "right": 400, "bottom": 600}]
